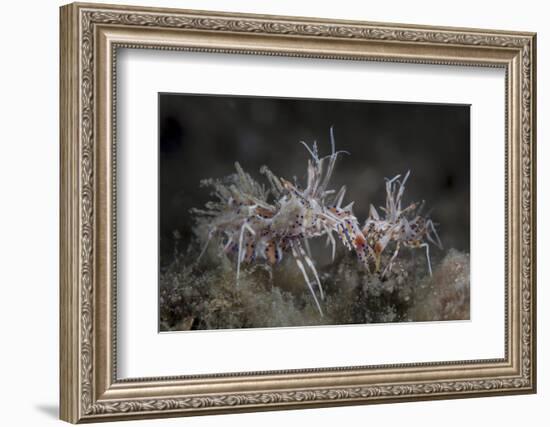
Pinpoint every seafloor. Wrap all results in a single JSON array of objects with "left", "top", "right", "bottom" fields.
[{"left": 159, "top": 235, "right": 470, "bottom": 331}]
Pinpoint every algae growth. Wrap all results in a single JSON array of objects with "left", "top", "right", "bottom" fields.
[{"left": 160, "top": 235, "right": 469, "bottom": 331}]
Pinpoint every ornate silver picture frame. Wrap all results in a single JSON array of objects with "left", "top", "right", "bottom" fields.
[{"left": 60, "top": 2, "right": 536, "bottom": 423}]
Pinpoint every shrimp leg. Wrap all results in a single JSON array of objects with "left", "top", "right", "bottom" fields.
[
  {"left": 419, "top": 242, "right": 432, "bottom": 276},
  {"left": 295, "top": 240, "right": 325, "bottom": 300},
  {"left": 382, "top": 241, "right": 400, "bottom": 278},
  {"left": 236, "top": 222, "right": 256, "bottom": 285},
  {"left": 292, "top": 244, "right": 324, "bottom": 316},
  {"left": 324, "top": 226, "right": 337, "bottom": 261}
]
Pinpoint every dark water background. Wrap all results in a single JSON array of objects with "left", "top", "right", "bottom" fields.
[{"left": 159, "top": 93, "right": 470, "bottom": 266}]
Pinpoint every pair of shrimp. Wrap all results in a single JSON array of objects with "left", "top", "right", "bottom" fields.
[{"left": 193, "top": 129, "right": 441, "bottom": 315}]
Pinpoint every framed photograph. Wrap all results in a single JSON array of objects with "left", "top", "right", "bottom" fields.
[{"left": 60, "top": 2, "right": 537, "bottom": 423}]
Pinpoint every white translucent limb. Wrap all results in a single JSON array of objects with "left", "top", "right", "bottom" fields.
[
  {"left": 236, "top": 222, "right": 256, "bottom": 286},
  {"left": 386, "top": 174, "right": 401, "bottom": 185},
  {"left": 398, "top": 202, "right": 417, "bottom": 217},
  {"left": 234, "top": 162, "right": 258, "bottom": 196},
  {"left": 324, "top": 228, "right": 337, "bottom": 261},
  {"left": 319, "top": 127, "right": 337, "bottom": 193},
  {"left": 295, "top": 240, "right": 325, "bottom": 300},
  {"left": 384, "top": 174, "right": 400, "bottom": 205},
  {"left": 426, "top": 220, "right": 443, "bottom": 249},
  {"left": 304, "top": 255, "right": 325, "bottom": 301},
  {"left": 236, "top": 224, "right": 246, "bottom": 286},
  {"left": 318, "top": 127, "right": 350, "bottom": 194},
  {"left": 385, "top": 174, "right": 401, "bottom": 220},
  {"left": 299, "top": 140, "right": 319, "bottom": 161},
  {"left": 302, "top": 237, "right": 313, "bottom": 259},
  {"left": 395, "top": 170, "right": 411, "bottom": 211},
  {"left": 275, "top": 245, "right": 283, "bottom": 263},
  {"left": 381, "top": 241, "right": 401, "bottom": 278},
  {"left": 259, "top": 165, "right": 284, "bottom": 197},
  {"left": 292, "top": 245, "right": 324, "bottom": 316},
  {"left": 420, "top": 243, "right": 433, "bottom": 276},
  {"left": 305, "top": 159, "right": 316, "bottom": 194},
  {"left": 372, "top": 233, "right": 392, "bottom": 273},
  {"left": 306, "top": 157, "right": 323, "bottom": 200},
  {"left": 332, "top": 185, "right": 347, "bottom": 208},
  {"left": 315, "top": 146, "right": 324, "bottom": 189},
  {"left": 190, "top": 208, "right": 218, "bottom": 216}
]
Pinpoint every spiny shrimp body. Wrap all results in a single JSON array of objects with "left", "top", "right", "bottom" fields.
[{"left": 362, "top": 171, "right": 443, "bottom": 277}]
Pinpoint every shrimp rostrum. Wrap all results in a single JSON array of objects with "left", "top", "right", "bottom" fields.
[{"left": 192, "top": 129, "right": 442, "bottom": 316}]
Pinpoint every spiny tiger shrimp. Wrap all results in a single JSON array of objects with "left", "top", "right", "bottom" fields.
[
  {"left": 362, "top": 171, "right": 443, "bottom": 277},
  {"left": 192, "top": 129, "right": 443, "bottom": 316},
  {"left": 193, "top": 128, "right": 364, "bottom": 316}
]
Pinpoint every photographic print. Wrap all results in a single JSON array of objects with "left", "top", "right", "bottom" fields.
[
  {"left": 159, "top": 93, "right": 470, "bottom": 331},
  {"left": 60, "top": 5, "right": 536, "bottom": 420}
]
